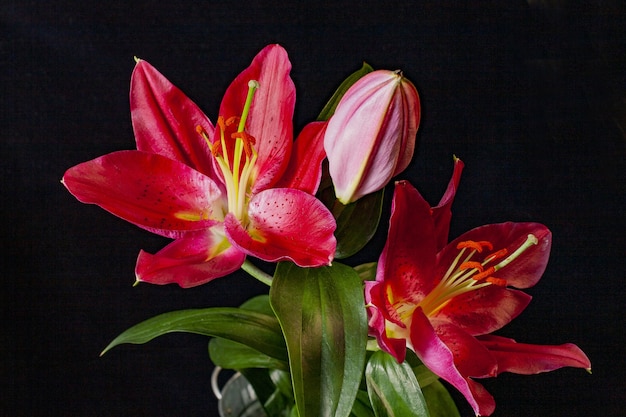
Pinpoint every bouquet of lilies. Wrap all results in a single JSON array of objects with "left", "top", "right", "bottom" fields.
[{"left": 63, "top": 44, "right": 591, "bottom": 416}]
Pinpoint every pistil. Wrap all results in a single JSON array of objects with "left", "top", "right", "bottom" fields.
[{"left": 197, "top": 80, "right": 260, "bottom": 222}]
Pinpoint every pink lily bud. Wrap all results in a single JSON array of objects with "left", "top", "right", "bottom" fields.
[{"left": 324, "top": 69, "right": 420, "bottom": 204}]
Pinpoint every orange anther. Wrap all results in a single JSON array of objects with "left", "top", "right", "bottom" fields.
[
  {"left": 472, "top": 266, "right": 496, "bottom": 281},
  {"left": 217, "top": 116, "right": 226, "bottom": 132},
  {"left": 486, "top": 277, "right": 507, "bottom": 287},
  {"left": 456, "top": 240, "right": 494, "bottom": 253},
  {"left": 225, "top": 116, "right": 240, "bottom": 127},
  {"left": 459, "top": 261, "right": 484, "bottom": 272},
  {"left": 485, "top": 248, "right": 508, "bottom": 263},
  {"left": 232, "top": 131, "right": 256, "bottom": 158}
]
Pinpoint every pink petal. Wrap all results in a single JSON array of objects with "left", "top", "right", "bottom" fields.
[
  {"left": 436, "top": 285, "right": 532, "bottom": 336},
  {"left": 219, "top": 44, "right": 295, "bottom": 192},
  {"left": 409, "top": 309, "right": 485, "bottom": 416},
  {"left": 223, "top": 188, "right": 336, "bottom": 266},
  {"left": 376, "top": 181, "right": 437, "bottom": 305},
  {"left": 274, "top": 121, "right": 327, "bottom": 194},
  {"left": 135, "top": 228, "right": 246, "bottom": 288},
  {"left": 431, "top": 319, "right": 498, "bottom": 378},
  {"left": 130, "top": 59, "right": 216, "bottom": 177},
  {"left": 438, "top": 222, "right": 552, "bottom": 289},
  {"left": 62, "top": 150, "right": 223, "bottom": 238},
  {"left": 430, "top": 157, "right": 464, "bottom": 251},
  {"left": 364, "top": 280, "right": 408, "bottom": 362},
  {"left": 478, "top": 334, "right": 592, "bottom": 375}
]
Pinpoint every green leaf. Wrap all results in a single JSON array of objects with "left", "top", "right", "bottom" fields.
[
  {"left": 421, "top": 380, "right": 461, "bottom": 417},
  {"left": 353, "top": 262, "right": 378, "bottom": 282},
  {"left": 332, "top": 189, "right": 385, "bottom": 258},
  {"left": 317, "top": 182, "right": 384, "bottom": 259},
  {"left": 270, "top": 262, "right": 368, "bottom": 417},
  {"left": 209, "top": 337, "right": 288, "bottom": 371},
  {"left": 365, "top": 350, "right": 430, "bottom": 417},
  {"left": 101, "top": 307, "right": 287, "bottom": 362},
  {"left": 317, "top": 62, "right": 375, "bottom": 121},
  {"left": 350, "top": 391, "right": 376, "bottom": 417}
]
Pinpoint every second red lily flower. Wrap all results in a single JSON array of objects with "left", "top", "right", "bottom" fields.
[{"left": 365, "top": 159, "right": 591, "bottom": 415}]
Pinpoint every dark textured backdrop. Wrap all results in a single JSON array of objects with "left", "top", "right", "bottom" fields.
[{"left": 3, "top": 1, "right": 625, "bottom": 416}]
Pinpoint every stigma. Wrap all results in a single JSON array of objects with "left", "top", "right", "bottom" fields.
[{"left": 196, "top": 80, "right": 260, "bottom": 222}]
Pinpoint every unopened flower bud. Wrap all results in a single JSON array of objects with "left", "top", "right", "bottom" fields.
[{"left": 324, "top": 70, "right": 420, "bottom": 204}]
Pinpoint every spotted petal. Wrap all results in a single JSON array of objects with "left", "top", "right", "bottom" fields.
[
  {"left": 376, "top": 181, "right": 438, "bottom": 305},
  {"left": 223, "top": 188, "right": 336, "bottom": 266},
  {"left": 131, "top": 59, "right": 216, "bottom": 177},
  {"left": 219, "top": 44, "right": 296, "bottom": 192},
  {"left": 135, "top": 228, "right": 246, "bottom": 288},
  {"left": 62, "top": 150, "right": 223, "bottom": 238}
]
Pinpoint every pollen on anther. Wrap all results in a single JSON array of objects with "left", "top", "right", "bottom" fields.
[
  {"left": 459, "top": 261, "right": 484, "bottom": 272},
  {"left": 485, "top": 248, "right": 508, "bottom": 263},
  {"left": 472, "top": 266, "right": 496, "bottom": 281},
  {"left": 457, "top": 240, "right": 494, "bottom": 253},
  {"left": 225, "top": 116, "right": 240, "bottom": 126},
  {"left": 486, "top": 277, "right": 507, "bottom": 287}
]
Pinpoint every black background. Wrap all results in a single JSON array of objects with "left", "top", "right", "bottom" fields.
[{"left": 3, "top": 1, "right": 625, "bottom": 416}]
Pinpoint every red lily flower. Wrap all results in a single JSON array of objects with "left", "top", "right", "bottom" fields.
[
  {"left": 63, "top": 45, "right": 336, "bottom": 287},
  {"left": 365, "top": 163, "right": 591, "bottom": 416}
]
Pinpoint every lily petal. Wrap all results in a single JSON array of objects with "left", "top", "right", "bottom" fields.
[
  {"left": 431, "top": 157, "right": 464, "bottom": 251},
  {"left": 376, "top": 181, "right": 438, "bottom": 305},
  {"left": 219, "top": 44, "right": 296, "bottom": 192},
  {"left": 438, "top": 222, "right": 552, "bottom": 289},
  {"left": 274, "top": 121, "right": 327, "bottom": 194},
  {"left": 62, "top": 150, "right": 223, "bottom": 238},
  {"left": 478, "top": 334, "right": 592, "bottom": 375},
  {"left": 436, "top": 285, "right": 532, "bottom": 336},
  {"left": 431, "top": 319, "right": 498, "bottom": 378},
  {"left": 130, "top": 59, "right": 216, "bottom": 177},
  {"left": 410, "top": 309, "right": 485, "bottom": 416},
  {"left": 364, "top": 279, "right": 409, "bottom": 361},
  {"left": 223, "top": 188, "right": 336, "bottom": 266},
  {"left": 135, "top": 228, "right": 246, "bottom": 288}
]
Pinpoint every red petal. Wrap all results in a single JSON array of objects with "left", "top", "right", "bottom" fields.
[
  {"left": 438, "top": 222, "right": 552, "bottom": 289},
  {"left": 130, "top": 60, "right": 216, "bottom": 177},
  {"left": 224, "top": 188, "right": 336, "bottom": 266},
  {"left": 436, "top": 285, "right": 532, "bottom": 335},
  {"left": 62, "top": 151, "right": 223, "bottom": 238},
  {"left": 135, "top": 228, "right": 246, "bottom": 288},
  {"left": 377, "top": 181, "right": 437, "bottom": 305},
  {"left": 274, "top": 121, "right": 327, "bottom": 194},
  {"left": 478, "top": 334, "right": 592, "bottom": 375},
  {"left": 219, "top": 45, "right": 295, "bottom": 192},
  {"left": 431, "top": 319, "right": 498, "bottom": 378},
  {"left": 409, "top": 309, "right": 485, "bottom": 416},
  {"left": 364, "top": 280, "right": 408, "bottom": 362},
  {"left": 430, "top": 157, "right": 464, "bottom": 251}
]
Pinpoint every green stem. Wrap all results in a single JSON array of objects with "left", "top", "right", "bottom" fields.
[{"left": 241, "top": 259, "right": 273, "bottom": 286}]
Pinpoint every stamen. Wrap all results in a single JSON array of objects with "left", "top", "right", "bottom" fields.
[
  {"left": 456, "top": 240, "right": 493, "bottom": 253},
  {"left": 472, "top": 266, "right": 496, "bottom": 281},
  {"left": 225, "top": 116, "right": 239, "bottom": 127},
  {"left": 485, "top": 248, "right": 508, "bottom": 263},
  {"left": 231, "top": 131, "right": 257, "bottom": 158},
  {"left": 459, "top": 261, "right": 484, "bottom": 272},
  {"left": 486, "top": 277, "right": 507, "bottom": 286}
]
